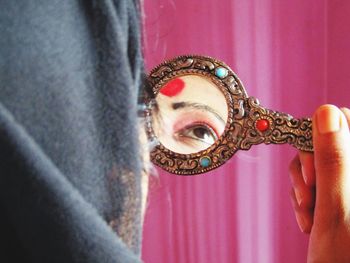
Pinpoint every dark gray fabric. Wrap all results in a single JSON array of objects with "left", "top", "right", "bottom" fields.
[{"left": 0, "top": 0, "right": 143, "bottom": 262}]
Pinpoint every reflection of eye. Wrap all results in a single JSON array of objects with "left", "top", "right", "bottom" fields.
[{"left": 175, "top": 123, "right": 218, "bottom": 145}]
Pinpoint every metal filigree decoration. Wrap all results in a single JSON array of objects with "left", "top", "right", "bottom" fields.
[
  {"left": 145, "top": 55, "right": 313, "bottom": 175},
  {"left": 240, "top": 97, "right": 313, "bottom": 152}
]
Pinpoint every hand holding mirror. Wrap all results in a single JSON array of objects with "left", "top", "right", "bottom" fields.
[{"left": 144, "top": 55, "right": 313, "bottom": 175}]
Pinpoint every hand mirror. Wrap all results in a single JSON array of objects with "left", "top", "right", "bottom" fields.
[{"left": 144, "top": 55, "right": 313, "bottom": 175}]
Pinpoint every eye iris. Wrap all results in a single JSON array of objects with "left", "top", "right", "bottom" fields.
[{"left": 193, "top": 127, "right": 209, "bottom": 139}]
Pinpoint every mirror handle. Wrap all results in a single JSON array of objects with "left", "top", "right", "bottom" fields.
[{"left": 239, "top": 97, "right": 313, "bottom": 152}]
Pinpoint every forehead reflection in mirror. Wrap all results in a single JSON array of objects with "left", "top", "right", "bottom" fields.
[{"left": 152, "top": 75, "right": 228, "bottom": 154}]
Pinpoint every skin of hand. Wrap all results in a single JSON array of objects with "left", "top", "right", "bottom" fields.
[{"left": 289, "top": 105, "right": 350, "bottom": 263}]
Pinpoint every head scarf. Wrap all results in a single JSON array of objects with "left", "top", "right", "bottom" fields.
[{"left": 0, "top": 0, "right": 143, "bottom": 262}]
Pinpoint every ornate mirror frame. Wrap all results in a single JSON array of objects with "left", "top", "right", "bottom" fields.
[{"left": 145, "top": 55, "right": 313, "bottom": 175}]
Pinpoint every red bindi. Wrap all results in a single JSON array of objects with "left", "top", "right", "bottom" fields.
[{"left": 160, "top": 78, "right": 185, "bottom": 97}]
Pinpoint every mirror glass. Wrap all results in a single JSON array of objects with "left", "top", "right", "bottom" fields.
[{"left": 152, "top": 75, "right": 228, "bottom": 154}]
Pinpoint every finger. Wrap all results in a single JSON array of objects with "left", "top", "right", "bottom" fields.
[
  {"left": 341, "top": 107, "right": 350, "bottom": 126},
  {"left": 313, "top": 105, "right": 350, "bottom": 223},
  {"left": 290, "top": 188, "right": 313, "bottom": 233},
  {"left": 298, "top": 151, "right": 316, "bottom": 187},
  {"left": 289, "top": 154, "right": 315, "bottom": 210}
]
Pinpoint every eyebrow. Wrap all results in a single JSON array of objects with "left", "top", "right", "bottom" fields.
[{"left": 172, "top": 102, "right": 226, "bottom": 125}]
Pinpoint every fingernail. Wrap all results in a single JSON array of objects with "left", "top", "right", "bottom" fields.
[
  {"left": 316, "top": 106, "right": 341, "bottom": 134},
  {"left": 295, "top": 189, "right": 303, "bottom": 206},
  {"left": 295, "top": 213, "right": 307, "bottom": 232},
  {"left": 301, "top": 165, "right": 308, "bottom": 185}
]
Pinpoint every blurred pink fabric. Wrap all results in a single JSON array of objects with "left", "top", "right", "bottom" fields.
[{"left": 142, "top": 1, "right": 350, "bottom": 262}]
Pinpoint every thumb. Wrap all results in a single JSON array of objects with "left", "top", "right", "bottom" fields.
[{"left": 313, "top": 104, "right": 350, "bottom": 223}]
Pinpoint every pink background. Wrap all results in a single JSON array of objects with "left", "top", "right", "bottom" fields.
[{"left": 142, "top": 1, "right": 350, "bottom": 262}]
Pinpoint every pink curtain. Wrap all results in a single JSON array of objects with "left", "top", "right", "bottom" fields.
[{"left": 142, "top": 1, "right": 350, "bottom": 262}]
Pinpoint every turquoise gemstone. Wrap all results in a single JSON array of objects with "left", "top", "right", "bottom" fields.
[
  {"left": 215, "top": 67, "right": 228, "bottom": 78},
  {"left": 200, "top": 156, "right": 211, "bottom": 168}
]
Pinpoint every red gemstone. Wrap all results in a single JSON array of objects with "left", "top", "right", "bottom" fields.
[{"left": 256, "top": 119, "right": 270, "bottom": 132}]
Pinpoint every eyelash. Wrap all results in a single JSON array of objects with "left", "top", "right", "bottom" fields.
[{"left": 177, "top": 121, "right": 218, "bottom": 136}]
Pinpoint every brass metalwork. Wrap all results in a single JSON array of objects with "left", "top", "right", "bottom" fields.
[{"left": 145, "top": 55, "right": 313, "bottom": 175}]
